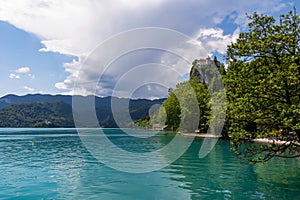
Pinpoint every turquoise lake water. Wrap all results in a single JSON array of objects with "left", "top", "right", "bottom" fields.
[{"left": 0, "top": 128, "right": 299, "bottom": 199}]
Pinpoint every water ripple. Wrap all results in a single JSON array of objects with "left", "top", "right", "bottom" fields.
[{"left": 0, "top": 129, "right": 299, "bottom": 199}]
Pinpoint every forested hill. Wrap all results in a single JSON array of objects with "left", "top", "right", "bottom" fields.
[
  {"left": 0, "top": 101, "right": 74, "bottom": 128},
  {"left": 0, "top": 94, "right": 72, "bottom": 109},
  {"left": 0, "top": 94, "right": 165, "bottom": 128}
]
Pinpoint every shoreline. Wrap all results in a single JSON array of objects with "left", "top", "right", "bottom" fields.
[
  {"left": 252, "top": 138, "right": 300, "bottom": 145},
  {"left": 179, "top": 133, "right": 300, "bottom": 145},
  {"left": 179, "top": 133, "right": 223, "bottom": 139}
]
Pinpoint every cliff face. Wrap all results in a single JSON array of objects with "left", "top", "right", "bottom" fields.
[{"left": 190, "top": 56, "right": 226, "bottom": 84}]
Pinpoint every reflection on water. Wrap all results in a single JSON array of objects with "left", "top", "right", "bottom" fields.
[
  {"left": 0, "top": 129, "right": 299, "bottom": 199},
  {"left": 164, "top": 138, "right": 300, "bottom": 199}
]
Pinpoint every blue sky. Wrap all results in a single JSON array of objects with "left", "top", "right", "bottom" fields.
[
  {"left": 0, "top": 21, "right": 74, "bottom": 95},
  {"left": 0, "top": 0, "right": 299, "bottom": 98}
]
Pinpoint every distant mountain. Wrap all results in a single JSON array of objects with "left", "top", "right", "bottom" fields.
[
  {"left": 0, "top": 94, "right": 72, "bottom": 109},
  {"left": 0, "top": 94, "right": 165, "bottom": 128},
  {"left": 0, "top": 101, "right": 74, "bottom": 128}
]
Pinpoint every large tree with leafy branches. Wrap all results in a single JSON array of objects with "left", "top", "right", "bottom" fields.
[
  {"left": 160, "top": 77, "right": 211, "bottom": 132},
  {"left": 226, "top": 9, "right": 300, "bottom": 163}
]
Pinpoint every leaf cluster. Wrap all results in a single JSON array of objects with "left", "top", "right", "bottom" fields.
[{"left": 226, "top": 9, "right": 300, "bottom": 162}]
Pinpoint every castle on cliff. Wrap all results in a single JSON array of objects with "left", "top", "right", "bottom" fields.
[
  {"left": 197, "top": 56, "right": 214, "bottom": 65},
  {"left": 189, "top": 56, "right": 225, "bottom": 84}
]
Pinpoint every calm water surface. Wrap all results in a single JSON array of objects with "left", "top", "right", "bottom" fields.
[{"left": 0, "top": 128, "right": 299, "bottom": 199}]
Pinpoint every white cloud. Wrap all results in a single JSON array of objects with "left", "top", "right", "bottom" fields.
[
  {"left": 28, "top": 74, "right": 35, "bottom": 79},
  {"left": 9, "top": 73, "right": 20, "bottom": 79},
  {"left": 194, "top": 27, "right": 240, "bottom": 54},
  {"left": 54, "top": 82, "right": 66, "bottom": 90},
  {"left": 15, "top": 67, "right": 30, "bottom": 74},
  {"left": 9, "top": 67, "right": 34, "bottom": 80},
  {"left": 0, "top": 0, "right": 288, "bottom": 98},
  {"left": 23, "top": 86, "right": 34, "bottom": 92}
]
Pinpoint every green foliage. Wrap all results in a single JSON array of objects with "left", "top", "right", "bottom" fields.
[
  {"left": 158, "top": 56, "right": 226, "bottom": 135},
  {"left": 135, "top": 119, "right": 151, "bottom": 128},
  {"left": 162, "top": 89, "right": 181, "bottom": 130},
  {"left": 226, "top": 10, "right": 300, "bottom": 162},
  {"left": 0, "top": 94, "right": 165, "bottom": 128},
  {"left": 0, "top": 101, "right": 74, "bottom": 127},
  {"left": 161, "top": 77, "right": 211, "bottom": 132}
]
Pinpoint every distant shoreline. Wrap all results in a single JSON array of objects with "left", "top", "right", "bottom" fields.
[
  {"left": 0, "top": 128, "right": 298, "bottom": 145},
  {"left": 179, "top": 133, "right": 222, "bottom": 139},
  {"left": 179, "top": 132, "right": 300, "bottom": 145}
]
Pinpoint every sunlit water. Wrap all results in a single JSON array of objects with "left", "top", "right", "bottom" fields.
[{"left": 0, "top": 128, "right": 299, "bottom": 199}]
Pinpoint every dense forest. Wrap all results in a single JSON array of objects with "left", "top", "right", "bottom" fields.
[
  {"left": 0, "top": 101, "right": 74, "bottom": 127},
  {"left": 0, "top": 94, "right": 164, "bottom": 128}
]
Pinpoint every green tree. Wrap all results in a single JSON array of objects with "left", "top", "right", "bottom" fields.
[
  {"left": 162, "top": 78, "right": 211, "bottom": 132},
  {"left": 226, "top": 10, "right": 300, "bottom": 163},
  {"left": 163, "top": 88, "right": 181, "bottom": 131}
]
